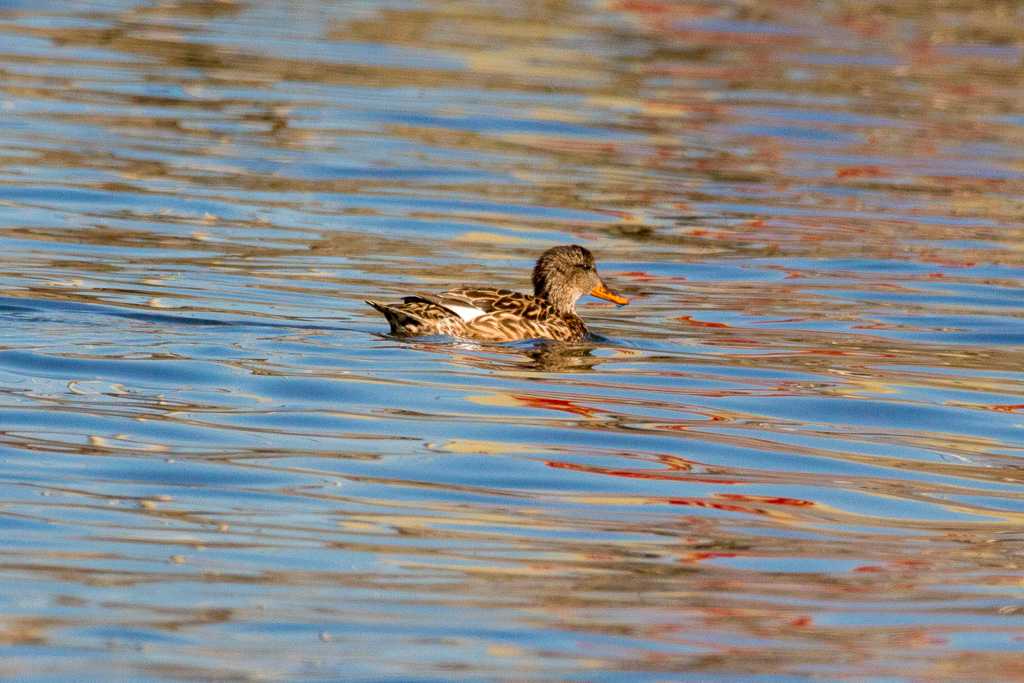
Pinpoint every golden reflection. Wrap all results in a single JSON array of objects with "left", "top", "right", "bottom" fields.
[
  {"left": 431, "top": 438, "right": 536, "bottom": 455},
  {"left": 0, "top": 617, "right": 59, "bottom": 645}
]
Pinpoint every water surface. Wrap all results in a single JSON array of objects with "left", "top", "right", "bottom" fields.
[{"left": 1, "top": 0, "right": 1023, "bottom": 680}]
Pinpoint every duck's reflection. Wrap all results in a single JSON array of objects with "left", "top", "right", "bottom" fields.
[
  {"left": 517, "top": 340, "right": 602, "bottom": 372},
  {"left": 395, "top": 336, "right": 608, "bottom": 373}
]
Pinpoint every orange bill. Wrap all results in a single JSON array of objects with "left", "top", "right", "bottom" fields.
[{"left": 590, "top": 281, "right": 629, "bottom": 305}]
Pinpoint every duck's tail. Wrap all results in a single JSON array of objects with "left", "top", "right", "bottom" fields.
[{"left": 366, "top": 300, "right": 421, "bottom": 335}]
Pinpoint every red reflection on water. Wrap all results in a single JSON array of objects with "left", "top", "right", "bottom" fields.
[
  {"left": 548, "top": 461, "right": 692, "bottom": 481},
  {"left": 678, "top": 315, "right": 730, "bottom": 328},
  {"left": 716, "top": 494, "right": 814, "bottom": 507},
  {"left": 619, "top": 270, "right": 689, "bottom": 285},
  {"left": 612, "top": 0, "right": 676, "bottom": 15},
  {"left": 684, "top": 551, "right": 738, "bottom": 562},
  {"left": 620, "top": 270, "right": 658, "bottom": 281},
  {"left": 511, "top": 394, "right": 604, "bottom": 417},
  {"left": 801, "top": 348, "right": 850, "bottom": 356},
  {"left": 989, "top": 404, "right": 1024, "bottom": 413},
  {"left": 836, "top": 165, "right": 887, "bottom": 179},
  {"left": 666, "top": 498, "right": 767, "bottom": 514}
]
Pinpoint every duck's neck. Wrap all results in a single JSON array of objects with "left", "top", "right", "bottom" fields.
[{"left": 535, "top": 282, "right": 578, "bottom": 316}]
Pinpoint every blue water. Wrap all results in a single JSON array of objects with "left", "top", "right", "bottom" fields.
[{"left": 0, "top": 1, "right": 1023, "bottom": 680}]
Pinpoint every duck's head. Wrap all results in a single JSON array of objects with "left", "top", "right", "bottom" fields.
[{"left": 532, "top": 244, "right": 629, "bottom": 314}]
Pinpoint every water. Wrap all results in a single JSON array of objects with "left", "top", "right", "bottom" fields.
[{"left": 1, "top": 1, "right": 1023, "bottom": 679}]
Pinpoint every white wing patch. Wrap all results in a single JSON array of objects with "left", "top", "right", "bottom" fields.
[{"left": 445, "top": 303, "right": 487, "bottom": 322}]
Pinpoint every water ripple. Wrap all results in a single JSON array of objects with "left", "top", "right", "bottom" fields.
[{"left": 0, "top": 0, "right": 1022, "bottom": 679}]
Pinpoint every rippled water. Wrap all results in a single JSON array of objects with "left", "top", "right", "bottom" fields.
[{"left": 1, "top": 1, "right": 1023, "bottom": 679}]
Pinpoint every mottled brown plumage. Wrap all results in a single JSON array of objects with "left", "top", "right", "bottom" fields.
[{"left": 366, "top": 245, "right": 628, "bottom": 342}]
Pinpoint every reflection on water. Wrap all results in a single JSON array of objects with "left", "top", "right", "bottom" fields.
[{"left": 1, "top": 0, "right": 1023, "bottom": 679}]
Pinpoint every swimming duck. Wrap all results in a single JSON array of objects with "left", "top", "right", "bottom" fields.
[{"left": 366, "top": 244, "right": 628, "bottom": 342}]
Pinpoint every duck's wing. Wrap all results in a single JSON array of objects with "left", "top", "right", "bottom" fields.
[
  {"left": 435, "top": 287, "right": 546, "bottom": 320},
  {"left": 366, "top": 288, "right": 553, "bottom": 339}
]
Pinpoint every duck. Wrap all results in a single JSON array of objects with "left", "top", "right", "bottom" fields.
[{"left": 366, "top": 244, "right": 628, "bottom": 342}]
